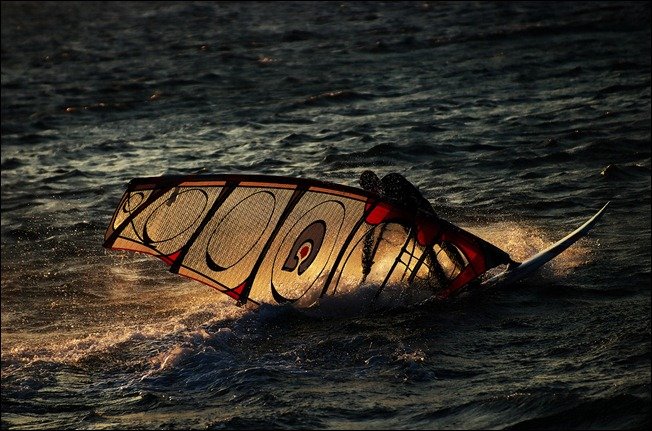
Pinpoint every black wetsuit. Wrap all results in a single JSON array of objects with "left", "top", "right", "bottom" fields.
[{"left": 379, "top": 173, "right": 436, "bottom": 216}]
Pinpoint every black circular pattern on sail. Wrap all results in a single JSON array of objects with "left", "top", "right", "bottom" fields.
[
  {"left": 206, "top": 191, "right": 276, "bottom": 272},
  {"left": 122, "top": 192, "right": 145, "bottom": 215},
  {"left": 281, "top": 220, "right": 326, "bottom": 275},
  {"left": 119, "top": 191, "right": 146, "bottom": 240},
  {"left": 142, "top": 189, "right": 208, "bottom": 246},
  {"left": 271, "top": 200, "right": 345, "bottom": 303}
]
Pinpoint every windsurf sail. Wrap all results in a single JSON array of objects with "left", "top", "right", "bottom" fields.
[{"left": 104, "top": 174, "right": 514, "bottom": 307}]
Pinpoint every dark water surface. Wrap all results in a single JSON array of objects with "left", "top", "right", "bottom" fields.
[{"left": 1, "top": 1, "right": 650, "bottom": 429}]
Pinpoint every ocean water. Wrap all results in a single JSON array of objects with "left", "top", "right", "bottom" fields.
[{"left": 1, "top": 1, "right": 650, "bottom": 429}]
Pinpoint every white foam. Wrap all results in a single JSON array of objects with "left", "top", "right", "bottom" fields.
[{"left": 466, "top": 221, "right": 594, "bottom": 278}]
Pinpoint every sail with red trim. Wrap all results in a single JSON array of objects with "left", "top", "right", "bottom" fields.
[{"left": 103, "top": 174, "right": 515, "bottom": 307}]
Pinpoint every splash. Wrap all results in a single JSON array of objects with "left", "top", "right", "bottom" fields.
[
  {"left": 467, "top": 221, "right": 594, "bottom": 279},
  {"left": 1, "top": 278, "right": 247, "bottom": 375}
]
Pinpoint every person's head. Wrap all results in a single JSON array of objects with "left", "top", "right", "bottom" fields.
[{"left": 360, "top": 170, "right": 381, "bottom": 194}]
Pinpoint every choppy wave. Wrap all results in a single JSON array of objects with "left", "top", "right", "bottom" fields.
[{"left": 1, "top": 1, "right": 649, "bottom": 429}]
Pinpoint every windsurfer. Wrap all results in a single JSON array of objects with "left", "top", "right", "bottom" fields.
[
  {"left": 359, "top": 170, "right": 436, "bottom": 217},
  {"left": 359, "top": 170, "right": 465, "bottom": 288}
]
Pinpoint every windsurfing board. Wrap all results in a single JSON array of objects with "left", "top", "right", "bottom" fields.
[{"left": 479, "top": 202, "right": 610, "bottom": 288}]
